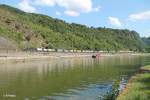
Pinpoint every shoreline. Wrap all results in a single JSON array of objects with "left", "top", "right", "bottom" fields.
[
  {"left": 0, "top": 52, "right": 150, "bottom": 63},
  {"left": 117, "top": 65, "right": 150, "bottom": 100},
  {"left": 0, "top": 52, "right": 95, "bottom": 63}
]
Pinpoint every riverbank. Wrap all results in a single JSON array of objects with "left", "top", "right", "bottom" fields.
[
  {"left": 117, "top": 65, "right": 150, "bottom": 100},
  {"left": 0, "top": 52, "right": 95, "bottom": 63},
  {"left": 0, "top": 52, "right": 149, "bottom": 63}
]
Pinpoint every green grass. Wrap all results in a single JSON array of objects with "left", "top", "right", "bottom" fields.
[
  {"left": 143, "top": 65, "right": 150, "bottom": 70},
  {"left": 0, "top": 26, "right": 24, "bottom": 48},
  {"left": 117, "top": 65, "right": 150, "bottom": 100}
]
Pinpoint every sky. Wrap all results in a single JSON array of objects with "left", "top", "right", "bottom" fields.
[{"left": 0, "top": 0, "right": 150, "bottom": 37}]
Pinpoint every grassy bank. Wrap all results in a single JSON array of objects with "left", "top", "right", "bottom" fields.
[{"left": 117, "top": 65, "right": 150, "bottom": 100}]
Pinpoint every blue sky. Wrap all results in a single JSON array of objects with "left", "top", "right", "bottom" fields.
[{"left": 0, "top": 0, "right": 150, "bottom": 37}]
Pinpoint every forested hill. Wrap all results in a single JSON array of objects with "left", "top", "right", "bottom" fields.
[
  {"left": 142, "top": 37, "right": 150, "bottom": 52},
  {"left": 0, "top": 4, "right": 145, "bottom": 51},
  {"left": 142, "top": 37, "right": 150, "bottom": 46}
]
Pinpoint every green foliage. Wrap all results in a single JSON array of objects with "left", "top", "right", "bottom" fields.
[
  {"left": 117, "top": 65, "right": 150, "bottom": 100},
  {"left": 142, "top": 37, "right": 150, "bottom": 52},
  {"left": 142, "top": 37, "right": 150, "bottom": 45},
  {"left": 104, "top": 80, "right": 120, "bottom": 100},
  {"left": 0, "top": 26, "right": 24, "bottom": 46},
  {"left": 145, "top": 46, "right": 150, "bottom": 53},
  {"left": 0, "top": 4, "right": 145, "bottom": 51}
]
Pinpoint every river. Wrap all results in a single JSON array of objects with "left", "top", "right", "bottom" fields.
[{"left": 0, "top": 55, "right": 150, "bottom": 100}]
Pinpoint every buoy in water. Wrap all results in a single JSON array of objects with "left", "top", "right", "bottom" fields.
[{"left": 92, "top": 53, "right": 101, "bottom": 58}]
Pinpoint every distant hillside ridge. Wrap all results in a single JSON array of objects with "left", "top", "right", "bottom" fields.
[
  {"left": 0, "top": 4, "right": 145, "bottom": 51},
  {"left": 142, "top": 37, "right": 150, "bottom": 46},
  {"left": 142, "top": 37, "right": 150, "bottom": 52}
]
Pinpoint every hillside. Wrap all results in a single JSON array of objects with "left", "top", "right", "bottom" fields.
[
  {"left": 0, "top": 4, "right": 145, "bottom": 51},
  {"left": 142, "top": 37, "right": 150, "bottom": 52},
  {"left": 142, "top": 37, "right": 150, "bottom": 46}
]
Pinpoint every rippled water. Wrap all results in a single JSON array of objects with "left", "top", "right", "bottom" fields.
[{"left": 0, "top": 55, "right": 150, "bottom": 100}]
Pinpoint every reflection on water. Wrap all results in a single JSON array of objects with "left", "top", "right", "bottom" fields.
[{"left": 0, "top": 55, "right": 150, "bottom": 100}]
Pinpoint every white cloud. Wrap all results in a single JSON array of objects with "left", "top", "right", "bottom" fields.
[
  {"left": 35, "top": 0, "right": 56, "bottom": 6},
  {"left": 64, "top": 10, "right": 79, "bottom": 16},
  {"left": 18, "top": 0, "right": 100, "bottom": 16},
  {"left": 56, "top": 0, "right": 93, "bottom": 13},
  {"left": 93, "top": 6, "right": 101, "bottom": 12},
  {"left": 129, "top": 10, "right": 150, "bottom": 21},
  {"left": 56, "top": 11, "right": 61, "bottom": 16},
  {"left": 33, "top": 0, "right": 98, "bottom": 16},
  {"left": 18, "top": 0, "right": 36, "bottom": 13},
  {"left": 108, "top": 17, "right": 122, "bottom": 27}
]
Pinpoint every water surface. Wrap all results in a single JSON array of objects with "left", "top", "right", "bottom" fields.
[{"left": 0, "top": 55, "right": 150, "bottom": 100}]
